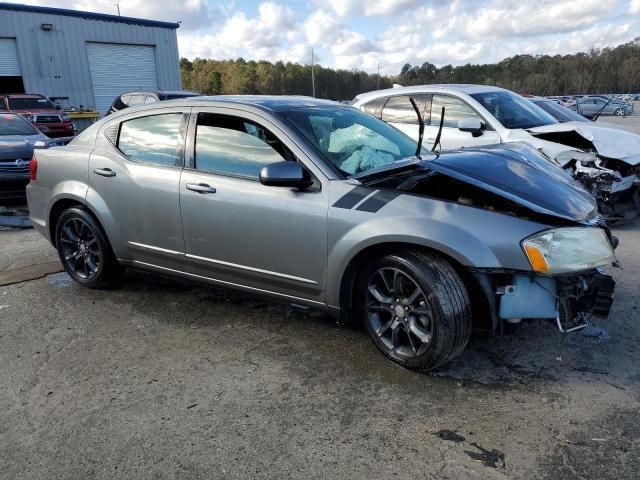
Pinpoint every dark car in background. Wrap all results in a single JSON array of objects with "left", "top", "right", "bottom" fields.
[
  {"left": 0, "top": 113, "right": 73, "bottom": 201},
  {"left": 105, "top": 90, "right": 202, "bottom": 116},
  {"left": 527, "top": 96, "right": 590, "bottom": 123},
  {"left": 0, "top": 113, "right": 50, "bottom": 200},
  {"left": 0, "top": 94, "right": 74, "bottom": 138}
]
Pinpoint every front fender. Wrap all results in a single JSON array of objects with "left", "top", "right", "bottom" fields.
[{"left": 326, "top": 196, "right": 549, "bottom": 309}]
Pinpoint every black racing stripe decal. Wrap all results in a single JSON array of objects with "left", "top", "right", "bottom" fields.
[
  {"left": 332, "top": 186, "right": 374, "bottom": 209},
  {"left": 356, "top": 190, "right": 401, "bottom": 213}
]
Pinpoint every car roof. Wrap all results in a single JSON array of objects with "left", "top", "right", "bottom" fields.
[
  {"left": 176, "top": 95, "right": 340, "bottom": 112},
  {"left": 160, "top": 90, "right": 202, "bottom": 96},
  {"left": 353, "top": 84, "right": 507, "bottom": 102}
]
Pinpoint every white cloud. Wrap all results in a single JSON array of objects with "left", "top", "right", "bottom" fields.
[
  {"left": 8, "top": 0, "right": 222, "bottom": 30},
  {"left": 319, "top": 0, "right": 422, "bottom": 17},
  {"left": 6, "top": 0, "right": 639, "bottom": 75}
]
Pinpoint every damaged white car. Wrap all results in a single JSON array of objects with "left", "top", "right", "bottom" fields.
[{"left": 353, "top": 85, "right": 640, "bottom": 221}]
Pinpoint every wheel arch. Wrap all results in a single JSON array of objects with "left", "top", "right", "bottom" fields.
[
  {"left": 48, "top": 191, "right": 118, "bottom": 255},
  {"left": 337, "top": 242, "right": 494, "bottom": 333}
]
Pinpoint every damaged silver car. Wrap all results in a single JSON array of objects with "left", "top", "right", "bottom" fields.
[
  {"left": 27, "top": 96, "right": 617, "bottom": 371},
  {"left": 353, "top": 85, "right": 640, "bottom": 222}
]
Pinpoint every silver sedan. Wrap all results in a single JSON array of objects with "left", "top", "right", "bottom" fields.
[{"left": 27, "top": 96, "right": 617, "bottom": 371}]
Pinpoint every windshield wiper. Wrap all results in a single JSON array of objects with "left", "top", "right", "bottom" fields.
[
  {"left": 409, "top": 97, "right": 424, "bottom": 159},
  {"left": 431, "top": 106, "right": 445, "bottom": 152}
]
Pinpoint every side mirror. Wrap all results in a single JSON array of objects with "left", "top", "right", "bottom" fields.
[
  {"left": 458, "top": 118, "right": 484, "bottom": 137},
  {"left": 55, "top": 104, "right": 62, "bottom": 110},
  {"left": 259, "top": 161, "right": 314, "bottom": 189}
]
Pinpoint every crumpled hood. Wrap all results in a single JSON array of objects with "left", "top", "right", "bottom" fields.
[
  {"left": 423, "top": 143, "right": 597, "bottom": 222},
  {"left": 527, "top": 121, "right": 640, "bottom": 165}
]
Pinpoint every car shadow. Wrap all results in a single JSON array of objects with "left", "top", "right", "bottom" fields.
[{"left": 59, "top": 267, "right": 636, "bottom": 391}]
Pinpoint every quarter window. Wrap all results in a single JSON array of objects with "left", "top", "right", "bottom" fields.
[
  {"left": 117, "top": 113, "right": 183, "bottom": 166},
  {"left": 431, "top": 95, "right": 482, "bottom": 128},
  {"left": 194, "top": 113, "right": 291, "bottom": 179},
  {"left": 381, "top": 95, "right": 429, "bottom": 124}
]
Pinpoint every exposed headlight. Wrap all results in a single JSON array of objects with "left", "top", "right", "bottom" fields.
[
  {"left": 21, "top": 113, "right": 36, "bottom": 123},
  {"left": 61, "top": 114, "right": 72, "bottom": 121},
  {"left": 522, "top": 227, "right": 615, "bottom": 274}
]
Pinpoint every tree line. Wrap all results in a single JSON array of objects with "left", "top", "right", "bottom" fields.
[{"left": 180, "top": 38, "right": 640, "bottom": 100}]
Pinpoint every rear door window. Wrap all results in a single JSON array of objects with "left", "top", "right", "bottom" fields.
[
  {"left": 117, "top": 113, "right": 184, "bottom": 166},
  {"left": 361, "top": 97, "right": 387, "bottom": 118},
  {"left": 381, "top": 95, "right": 429, "bottom": 124}
]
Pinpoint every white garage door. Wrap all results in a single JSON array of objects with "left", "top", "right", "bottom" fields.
[
  {"left": 86, "top": 43, "right": 159, "bottom": 115},
  {"left": 0, "top": 38, "right": 21, "bottom": 76}
]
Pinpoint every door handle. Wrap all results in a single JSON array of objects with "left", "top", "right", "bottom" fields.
[
  {"left": 93, "top": 167, "right": 116, "bottom": 177},
  {"left": 186, "top": 183, "right": 216, "bottom": 194}
]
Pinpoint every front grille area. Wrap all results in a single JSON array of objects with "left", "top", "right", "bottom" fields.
[
  {"left": 0, "top": 161, "right": 30, "bottom": 173},
  {"left": 36, "top": 115, "right": 62, "bottom": 124}
]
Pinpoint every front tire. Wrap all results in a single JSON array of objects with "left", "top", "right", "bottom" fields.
[
  {"left": 55, "top": 207, "right": 120, "bottom": 288},
  {"left": 614, "top": 107, "right": 625, "bottom": 117},
  {"left": 357, "top": 250, "right": 472, "bottom": 372}
]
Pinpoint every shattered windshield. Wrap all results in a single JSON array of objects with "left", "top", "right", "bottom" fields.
[
  {"left": 279, "top": 106, "right": 424, "bottom": 177},
  {"left": 471, "top": 91, "right": 558, "bottom": 129}
]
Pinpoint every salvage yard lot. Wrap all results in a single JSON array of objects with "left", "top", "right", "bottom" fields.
[{"left": 1, "top": 114, "right": 639, "bottom": 479}]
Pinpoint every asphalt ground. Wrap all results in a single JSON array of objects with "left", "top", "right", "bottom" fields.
[{"left": 0, "top": 111, "right": 639, "bottom": 479}]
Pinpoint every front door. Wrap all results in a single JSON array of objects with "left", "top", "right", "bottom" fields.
[
  {"left": 425, "top": 94, "right": 501, "bottom": 150},
  {"left": 179, "top": 109, "right": 328, "bottom": 303},
  {"left": 88, "top": 108, "right": 189, "bottom": 269}
]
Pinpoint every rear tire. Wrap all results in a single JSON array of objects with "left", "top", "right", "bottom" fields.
[
  {"left": 55, "top": 207, "right": 121, "bottom": 288},
  {"left": 356, "top": 250, "right": 472, "bottom": 372}
]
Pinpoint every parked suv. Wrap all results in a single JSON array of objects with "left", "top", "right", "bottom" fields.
[
  {"left": 27, "top": 96, "right": 616, "bottom": 371},
  {"left": 0, "top": 94, "right": 74, "bottom": 138},
  {"left": 105, "top": 90, "right": 201, "bottom": 116}
]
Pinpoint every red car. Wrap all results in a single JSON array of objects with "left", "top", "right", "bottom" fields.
[{"left": 0, "top": 94, "right": 74, "bottom": 138}]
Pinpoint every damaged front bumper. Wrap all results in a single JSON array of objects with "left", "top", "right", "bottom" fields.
[{"left": 476, "top": 269, "right": 615, "bottom": 333}]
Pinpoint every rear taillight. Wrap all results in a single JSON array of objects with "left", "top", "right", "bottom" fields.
[{"left": 29, "top": 156, "right": 37, "bottom": 182}]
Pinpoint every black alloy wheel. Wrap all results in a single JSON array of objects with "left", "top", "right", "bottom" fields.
[
  {"left": 366, "top": 267, "right": 433, "bottom": 357},
  {"left": 358, "top": 250, "right": 472, "bottom": 371},
  {"left": 55, "top": 207, "right": 120, "bottom": 288},
  {"left": 59, "top": 216, "right": 102, "bottom": 280}
]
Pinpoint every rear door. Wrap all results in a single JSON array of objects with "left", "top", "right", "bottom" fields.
[
  {"left": 379, "top": 94, "right": 430, "bottom": 140},
  {"left": 179, "top": 108, "right": 328, "bottom": 302},
  {"left": 88, "top": 107, "right": 189, "bottom": 270}
]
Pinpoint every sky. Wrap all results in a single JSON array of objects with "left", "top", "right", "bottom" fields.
[{"left": 9, "top": 0, "right": 640, "bottom": 74}]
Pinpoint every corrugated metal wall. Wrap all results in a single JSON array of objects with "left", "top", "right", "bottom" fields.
[{"left": 0, "top": 7, "right": 180, "bottom": 111}]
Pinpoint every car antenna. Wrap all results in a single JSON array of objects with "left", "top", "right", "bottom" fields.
[
  {"left": 592, "top": 95, "right": 613, "bottom": 122},
  {"left": 431, "top": 106, "right": 445, "bottom": 152},
  {"left": 409, "top": 97, "right": 424, "bottom": 159}
]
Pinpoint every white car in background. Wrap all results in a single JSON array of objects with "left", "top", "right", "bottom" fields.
[{"left": 353, "top": 85, "right": 640, "bottom": 221}]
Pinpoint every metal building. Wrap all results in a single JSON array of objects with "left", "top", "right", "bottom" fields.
[{"left": 0, "top": 2, "right": 181, "bottom": 115}]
